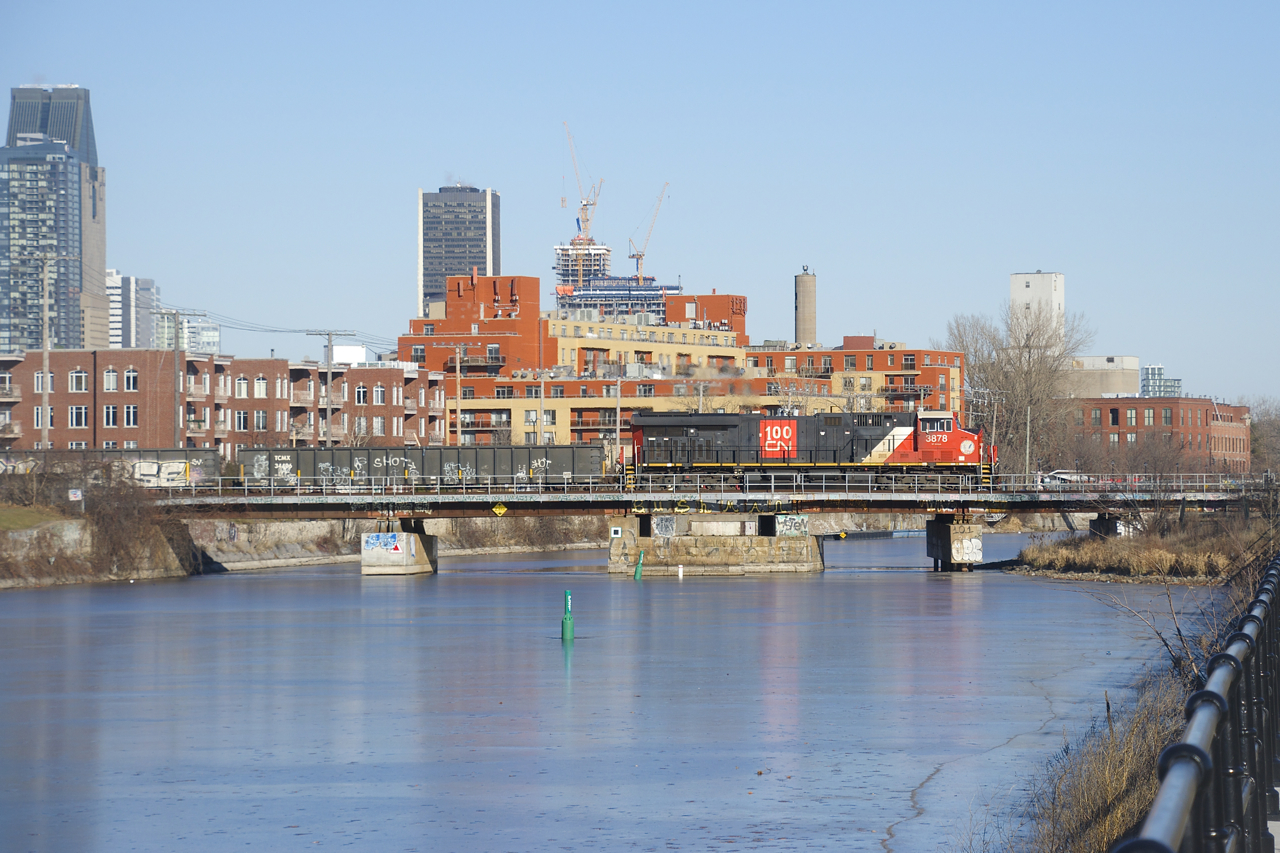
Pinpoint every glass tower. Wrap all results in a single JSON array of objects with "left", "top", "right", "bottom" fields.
[{"left": 0, "top": 85, "right": 109, "bottom": 352}]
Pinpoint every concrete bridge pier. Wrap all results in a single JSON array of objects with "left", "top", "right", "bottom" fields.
[
  {"left": 926, "top": 516, "right": 983, "bottom": 571},
  {"left": 360, "top": 518, "right": 437, "bottom": 575},
  {"left": 607, "top": 514, "right": 824, "bottom": 576}
]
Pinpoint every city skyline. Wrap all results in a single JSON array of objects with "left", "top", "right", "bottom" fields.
[{"left": 3, "top": 2, "right": 1276, "bottom": 400}]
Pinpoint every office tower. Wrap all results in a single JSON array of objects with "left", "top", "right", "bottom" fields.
[
  {"left": 417, "top": 185, "right": 500, "bottom": 316},
  {"left": 1, "top": 85, "right": 109, "bottom": 351},
  {"left": 155, "top": 314, "right": 221, "bottom": 355},
  {"left": 106, "top": 269, "right": 160, "bottom": 348},
  {"left": 1010, "top": 271, "right": 1065, "bottom": 336}
]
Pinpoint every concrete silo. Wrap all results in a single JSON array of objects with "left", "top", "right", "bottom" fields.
[{"left": 794, "top": 266, "right": 817, "bottom": 345}]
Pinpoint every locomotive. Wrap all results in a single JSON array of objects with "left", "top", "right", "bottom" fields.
[{"left": 630, "top": 409, "right": 994, "bottom": 476}]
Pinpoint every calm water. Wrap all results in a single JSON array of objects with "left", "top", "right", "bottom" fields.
[{"left": 1, "top": 536, "right": 1197, "bottom": 852}]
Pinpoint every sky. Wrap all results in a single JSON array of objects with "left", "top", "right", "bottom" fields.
[{"left": 4, "top": 1, "right": 1276, "bottom": 400}]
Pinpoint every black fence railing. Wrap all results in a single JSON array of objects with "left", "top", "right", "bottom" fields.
[{"left": 1113, "top": 555, "right": 1280, "bottom": 852}]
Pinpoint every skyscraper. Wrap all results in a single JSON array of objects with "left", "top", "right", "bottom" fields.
[
  {"left": 0, "top": 85, "right": 109, "bottom": 352},
  {"left": 106, "top": 269, "right": 160, "bottom": 348},
  {"left": 417, "top": 185, "right": 500, "bottom": 316}
]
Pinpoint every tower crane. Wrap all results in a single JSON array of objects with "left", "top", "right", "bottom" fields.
[
  {"left": 564, "top": 122, "right": 603, "bottom": 242},
  {"left": 628, "top": 182, "right": 669, "bottom": 285}
]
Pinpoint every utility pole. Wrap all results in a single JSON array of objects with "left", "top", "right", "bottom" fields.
[
  {"left": 160, "top": 309, "right": 206, "bottom": 448},
  {"left": 33, "top": 253, "right": 78, "bottom": 449},
  {"left": 615, "top": 373, "right": 623, "bottom": 456},
  {"left": 431, "top": 341, "right": 480, "bottom": 446},
  {"left": 1025, "top": 405, "right": 1032, "bottom": 478},
  {"left": 307, "top": 330, "right": 355, "bottom": 447}
]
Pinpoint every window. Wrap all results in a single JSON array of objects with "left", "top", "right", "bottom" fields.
[
  {"left": 543, "top": 410, "right": 556, "bottom": 425},
  {"left": 1126, "top": 408, "right": 1136, "bottom": 427},
  {"left": 1092, "top": 408, "right": 1102, "bottom": 427},
  {"left": 254, "top": 377, "right": 267, "bottom": 398},
  {"left": 525, "top": 432, "right": 538, "bottom": 445},
  {"left": 550, "top": 385, "right": 564, "bottom": 398},
  {"left": 1075, "top": 409, "right": 1084, "bottom": 426},
  {"left": 766, "top": 382, "right": 780, "bottom": 395},
  {"left": 924, "top": 354, "right": 931, "bottom": 365},
  {"left": 462, "top": 386, "right": 475, "bottom": 400},
  {"left": 784, "top": 356, "right": 797, "bottom": 371},
  {"left": 1163, "top": 408, "right": 1173, "bottom": 426},
  {"left": 903, "top": 355, "right": 915, "bottom": 370},
  {"left": 34, "top": 372, "right": 52, "bottom": 393},
  {"left": 859, "top": 376, "right": 872, "bottom": 391},
  {"left": 68, "top": 370, "right": 88, "bottom": 392},
  {"left": 938, "top": 374, "right": 946, "bottom": 390},
  {"left": 765, "top": 357, "right": 774, "bottom": 370},
  {"left": 1127, "top": 433, "right": 1137, "bottom": 444},
  {"left": 1144, "top": 408, "right": 1154, "bottom": 427},
  {"left": 235, "top": 411, "right": 248, "bottom": 431},
  {"left": 124, "top": 405, "right": 138, "bottom": 427},
  {"left": 525, "top": 386, "right": 540, "bottom": 398},
  {"left": 124, "top": 440, "right": 138, "bottom": 450},
  {"left": 525, "top": 410, "right": 538, "bottom": 425},
  {"left": 68, "top": 441, "right": 87, "bottom": 450},
  {"left": 125, "top": 369, "right": 138, "bottom": 391},
  {"left": 103, "top": 405, "right": 117, "bottom": 427},
  {"left": 103, "top": 369, "right": 117, "bottom": 391},
  {"left": 636, "top": 384, "right": 655, "bottom": 397},
  {"left": 1110, "top": 433, "right": 1119, "bottom": 447},
  {"left": 495, "top": 386, "right": 514, "bottom": 399},
  {"left": 844, "top": 355, "right": 857, "bottom": 371},
  {"left": 373, "top": 416, "right": 385, "bottom": 436},
  {"left": 354, "top": 416, "right": 368, "bottom": 436},
  {"left": 33, "top": 406, "right": 51, "bottom": 428},
  {"left": 103, "top": 441, "right": 117, "bottom": 449},
  {"left": 373, "top": 385, "right": 385, "bottom": 405},
  {"left": 66, "top": 405, "right": 88, "bottom": 428},
  {"left": 356, "top": 385, "right": 368, "bottom": 404},
  {"left": 887, "top": 354, "right": 895, "bottom": 367},
  {"left": 1109, "top": 408, "right": 1120, "bottom": 427},
  {"left": 822, "top": 356, "right": 832, "bottom": 373},
  {"left": 254, "top": 410, "right": 267, "bottom": 430},
  {"left": 411, "top": 345, "right": 425, "bottom": 362},
  {"left": 865, "top": 355, "right": 874, "bottom": 371}
]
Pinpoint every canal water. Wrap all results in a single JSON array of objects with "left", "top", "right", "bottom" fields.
[{"left": 1, "top": 535, "right": 1204, "bottom": 852}]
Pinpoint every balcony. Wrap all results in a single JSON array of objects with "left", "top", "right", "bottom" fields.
[
  {"left": 446, "top": 355, "right": 506, "bottom": 371},
  {"left": 290, "top": 425, "right": 315, "bottom": 440},
  {"left": 186, "top": 385, "right": 206, "bottom": 401},
  {"left": 0, "top": 421, "right": 22, "bottom": 439},
  {"left": 570, "top": 415, "right": 629, "bottom": 429},
  {"left": 457, "top": 414, "right": 512, "bottom": 430},
  {"left": 186, "top": 418, "right": 207, "bottom": 434},
  {"left": 290, "top": 392, "right": 315, "bottom": 406},
  {"left": 319, "top": 426, "right": 345, "bottom": 441},
  {"left": 403, "top": 398, "right": 418, "bottom": 414},
  {"left": 427, "top": 399, "right": 445, "bottom": 415},
  {"left": 877, "top": 384, "right": 934, "bottom": 397},
  {"left": 0, "top": 384, "right": 22, "bottom": 401}
]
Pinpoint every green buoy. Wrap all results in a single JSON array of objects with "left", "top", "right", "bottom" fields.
[
  {"left": 561, "top": 589, "right": 574, "bottom": 642},
  {"left": 634, "top": 549, "right": 644, "bottom": 581}
]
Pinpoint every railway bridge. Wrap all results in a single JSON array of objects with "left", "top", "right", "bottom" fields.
[{"left": 152, "top": 472, "right": 1274, "bottom": 576}]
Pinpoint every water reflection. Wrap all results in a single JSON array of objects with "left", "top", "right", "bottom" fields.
[{"left": 0, "top": 548, "right": 1206, "bottom": 853}]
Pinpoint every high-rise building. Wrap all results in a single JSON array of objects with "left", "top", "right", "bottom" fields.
[
  {"left": 155, "top": 315, "right": 221, "bottom": 355},
  {"left": 0, "top": 85, "right": 109, "bottom": 352},
  {"left": 1140, "top": 364, "right": 1183, "bottom": 398},
  {"left": 1010, "top": 271, "right": 1065, "bottom": 336},
  {"left": 106, "top": 269, "right": 159, "bottom": 348},
  {"left": 417, "top": 185, "right": 500, "bottom": 316}
]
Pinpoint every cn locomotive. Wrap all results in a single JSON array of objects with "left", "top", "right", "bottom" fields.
[{"left": 630, "top": 410, "right": 995, "bottom": 476}]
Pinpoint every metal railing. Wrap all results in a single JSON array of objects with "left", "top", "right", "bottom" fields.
[
  {"left": 1113, "top": 556, "right": 1280, "bottom": 853},
  {"left": 146, "top": 470, "right": 1269, "bottom": 502}
]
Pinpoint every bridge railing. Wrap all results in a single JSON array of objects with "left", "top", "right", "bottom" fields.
[
  {"left": 145, "top": 470, "right": 1269, "bottom": 499},
  {"left": 1112, "top": 556, "right": 1280, "bottom": 853}
]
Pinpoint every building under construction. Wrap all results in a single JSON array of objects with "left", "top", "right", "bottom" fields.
[
  {"left": 553, "top": 239, "right": 611, "bottom": 287},
  {"left": 553, "top": 274, "right": 681, "bottom": 320}
]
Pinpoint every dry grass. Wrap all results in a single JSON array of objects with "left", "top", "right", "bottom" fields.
[
  {"left": 1019, "top": 520, "right": 1269, "bottom": 578},
  {"left": 0, "top": 504, "right": 63, "bottom": 531}
]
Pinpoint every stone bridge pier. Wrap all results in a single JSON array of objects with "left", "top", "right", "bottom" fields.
[
  {"left": 925, "top": 515, "right": 983, "bottom": 571},
  {"left": 607, "top": 513, "right": 825, "bottom": 576},
  {"left": 360, "top": 517, "right": 438, "bottom": 575}
]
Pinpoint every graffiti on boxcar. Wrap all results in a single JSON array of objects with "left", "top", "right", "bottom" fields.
[
  {"left": 442, "top": 462, "right": 475, "bottom": 484},
  {"left": 373, "top": 455, "right": 419, "bottom": 480},
  {"left": 252, "top": 454, "right": 269, "bottom": 480}
]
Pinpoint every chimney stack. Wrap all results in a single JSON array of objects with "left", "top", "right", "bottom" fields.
[{"left": 794, "top": 266, "right": 817, "bottom": 345}]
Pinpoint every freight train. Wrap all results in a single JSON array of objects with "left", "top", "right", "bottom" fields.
[{"left": 231, "top": 410, "right": 992, "bottom": 489}]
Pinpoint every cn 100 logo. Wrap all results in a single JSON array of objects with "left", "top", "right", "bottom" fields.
[{"left": 760, "top": 419, "right": 798, "bottom": 459}]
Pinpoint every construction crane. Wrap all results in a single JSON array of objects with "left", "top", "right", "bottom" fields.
[
  {"left": 628, "top": 182, "right": 669, "bottom": 284},
  {"left": 564, "top": 122, "right": 603, "bottom": 242}
]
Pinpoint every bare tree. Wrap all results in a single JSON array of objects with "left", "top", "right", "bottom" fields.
[
  {"left": 1242, "top": 396, "right": 1280, "bottom": 472},
  {"left": 940, "top": 303, "right": 1093, "bottom": 474}
]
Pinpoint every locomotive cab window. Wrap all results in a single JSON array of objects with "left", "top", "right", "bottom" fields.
[{"left": 920, "top": 418, "right": 953, "bottom": 432}]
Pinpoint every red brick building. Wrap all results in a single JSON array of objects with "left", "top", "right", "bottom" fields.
[{"left": 1069, "top": 396, "right": 1251, "bottom": 472}]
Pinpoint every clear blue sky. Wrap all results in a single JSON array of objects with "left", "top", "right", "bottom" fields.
[{"left": 6, "top": 1, "right": 1276, "bottom": 400}]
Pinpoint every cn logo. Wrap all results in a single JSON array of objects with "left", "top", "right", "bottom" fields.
[{"left": 760, "top": 419, "right": 798, "bottom": 459}]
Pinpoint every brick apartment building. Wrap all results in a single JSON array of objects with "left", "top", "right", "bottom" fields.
[
  {"left": 0, "top": 350, "right": 446, "bottom": 456},
  {"left": 1069, "top": 396, "right": 1251, "bottom": 472}
]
